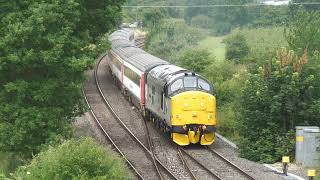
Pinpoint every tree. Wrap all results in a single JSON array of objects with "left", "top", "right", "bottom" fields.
[
  {"left": 0, "top": 0, "right": 124, "bottom": 158},
  {"left": 285, "top": 9, "right": 320, "bottom": 55},
  {"left": 238, "top": 48, "right": 320, "bottom": 162},
  {"left": 14, "top": 138, "right": 132, "bottom": 179},
  {"left": 208, "top": 0, "right": 254, "bottom": 34},
  {"left": 145, "top": 19, "right": 204, "bottom": 62},
  {"left": 224, "top": 34, "right": 250, "bottom": 63},
  {"left": 142, "top": 8, "right": 167, "bottom": 29},
  {"left": 177, "top": 49, "right": 211, "bottom": 73}
]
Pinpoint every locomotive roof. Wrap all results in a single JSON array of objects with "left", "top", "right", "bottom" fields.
[
  {"left": 109, "top": 29, "right": 169, "bottom": 72},
  {"left": 148, "top": 64, "right": 190, "bottom": 86}
]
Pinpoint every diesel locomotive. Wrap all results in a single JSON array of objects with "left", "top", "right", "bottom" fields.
[{"left": 108, "top": 29, "right": 217, "bottom": 146}]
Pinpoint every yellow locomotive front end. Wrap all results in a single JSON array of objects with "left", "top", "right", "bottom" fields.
[{"left": 171, "top": 91, "right": 217, "bottom": 146}]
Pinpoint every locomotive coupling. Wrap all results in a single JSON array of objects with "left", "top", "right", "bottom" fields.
[{"left": 172, "top": 125, "right": 216, "bottom": 145}]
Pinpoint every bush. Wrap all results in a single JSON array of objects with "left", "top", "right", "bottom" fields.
[
  {"left": 177, "top": 49, "right": 211, "bottom": 73},
  {"left": 238, "top": 48, "right": 320, "bottom": 162},
  {"left": 145, "top": 19, "right": 206, "bottom": 62},
  {"left": 224, "top": 34, "right": 249, "bottom": 63},
  {"left": 204, "top": 60, "right": 247, "bottom": 140},
  {"left": 14, "top": 138, "right": 132, "bottom": 180},
  {"left": 191, "top": 15, "right": 211, "bottom": 29},
  {"left": 239, "top": 129, "right": 295, "bottom": 163}
]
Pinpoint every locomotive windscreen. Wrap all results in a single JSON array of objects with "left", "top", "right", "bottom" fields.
[{"left": 168, "top": 75, "right": 212, "bottom": 95}]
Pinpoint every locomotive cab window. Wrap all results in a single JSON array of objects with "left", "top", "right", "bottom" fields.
[
  {"left": 168, "top": 76, "right": 213, "bottom": 95},
  {"left": 184, "top": 76, "right": 197, "bottom": 88},
  {"left": 198, "top": 78, "right": 211, "bottom": 91},
  {"left": 170, "top": 79, "right": 183, "bottom": 92}
]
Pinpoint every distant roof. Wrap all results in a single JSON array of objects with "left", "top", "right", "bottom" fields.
[
  {"left": 109, "top": 29, "right": 169, "bottom": 72},
  {"left": 261, "top": 0, "right": 289, "bottom": 6}
]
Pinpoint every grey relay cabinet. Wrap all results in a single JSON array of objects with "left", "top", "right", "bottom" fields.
[{"left": 295, "top": 126, "right": 320, "bottom": 167}]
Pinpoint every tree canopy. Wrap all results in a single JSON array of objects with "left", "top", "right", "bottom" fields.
[
  {"left": 238, "top": 49, "right": 320, "bottom": 162},
  {"left": 224, "top": 33, "right": 250, "bottom": 63},
  {"left": 0, "top": 0, "right": 124, "bottom": 158},
  {"left": 178, "top": 49, "right": 211, "bottom": 73},
  {"left": 14, "top": 138, "right": 132, "bottom": 179},
  {"left": 286, "top": 9, "right": 320, "bottom": 55}
]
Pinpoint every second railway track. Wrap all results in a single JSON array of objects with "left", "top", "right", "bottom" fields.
[{"left": 179, "top": 146, "right": 256, "bottom": 180}]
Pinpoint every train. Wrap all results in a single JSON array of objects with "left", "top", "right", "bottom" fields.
[{"left": 107, "top": 28, "right": 217, "bottom": 146}]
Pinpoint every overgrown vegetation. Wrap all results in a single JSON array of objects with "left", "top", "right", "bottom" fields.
[
  {"left": 224, "top": 33, "right": 249, "bottom": 63},
  {"left": 239, "top": 49, "right": 320, "bottom": 162},
  {"left": 145, "top": 19, "right": 206, "bottom": 62},
  {"left": 14, "top": 138, "right": 132, "bottom": 179}
]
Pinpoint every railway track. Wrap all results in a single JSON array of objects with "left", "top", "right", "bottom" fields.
[
  {"left": 178, "top": 146, "right": 256, "bottom": 180},
  {"left": 205, "top": 147, "right": 255, "bottom": 180},
  {"left": 85, "top": 54, "right": 259, "bottom": 180},
  {"left": 83, "top": 54, "right": 179, "bottom": 180}
]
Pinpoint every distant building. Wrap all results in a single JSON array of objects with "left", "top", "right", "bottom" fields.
[{"left": 261, "top": 0, "right": 290, "bottom": 6}]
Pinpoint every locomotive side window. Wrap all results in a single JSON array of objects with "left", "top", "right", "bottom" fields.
[
  {"left": 170, "top": 79, "right": 183, "bottom": 92},
  {"left": 198, "top": 78, "right": 210, "bottom": 91},
  {"left": 184, "top": 76, "right": 197, "bottom": 88},
  {"left": 124, "top": 66, "right": 140, "bottom": 86}
]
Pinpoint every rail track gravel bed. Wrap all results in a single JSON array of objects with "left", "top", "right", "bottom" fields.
[
  {"left": 181, "top": 146, "right": 254, "bottom": 180},
  {"left": 211, "top": 138, "right": 284, "bottom": 180},
  {"left": 84, "top": 69, "right": 160, "bottom": 179}
]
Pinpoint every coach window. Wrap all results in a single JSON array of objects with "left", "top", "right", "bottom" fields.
[
  {"left": 124, "top": 67, "right": 140, "bottom": 86},
  {"left": 113, "top": 58, "right": 122, "bottom": 70}
]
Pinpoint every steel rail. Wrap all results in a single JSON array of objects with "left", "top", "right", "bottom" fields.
[
  {"left": 179, "top": 148, "right": 223, "bottom": 180},
  {"left": 95, "top": 55, "right": 179, "bottom": 180},
  {"left": 82, "top": 89, "right": 144, "bottom": 179},
  {"left": 205, "top": 147, "right": 256, "bottom": 180},
  {"left": 177, "top": 148, "right": 198, "bottom": 180},
  {"left": 142, "top": 118, "right": 164, "bottom": 180}
]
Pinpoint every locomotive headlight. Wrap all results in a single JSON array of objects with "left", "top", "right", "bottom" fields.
[
  {"left": 208, "top": 114, "right": 212, "bottom": 119},
  {"left": 202, "top": 125, "right": 207, "bottom": 130},
  {"left": 183, "top": 125, "right": 187, "bottom": 130}
]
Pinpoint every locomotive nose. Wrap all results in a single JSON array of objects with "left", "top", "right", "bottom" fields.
[{"left": 171, "top": 91, "right": 217, "bottom": 145}]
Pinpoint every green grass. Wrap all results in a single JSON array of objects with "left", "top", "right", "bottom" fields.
[
  {"left": 197, "top": 27, "right": 286, "bottom": 62},
  {"left": 230, "top": 27, "right": 287, "bottom": 58},
  {"left": 198, "top": 36, "right": 226, "bottom": 61}
]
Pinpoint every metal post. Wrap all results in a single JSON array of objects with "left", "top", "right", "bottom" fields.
[{"left": 282, "top": 156, "right": 290, "bottom": 176}]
